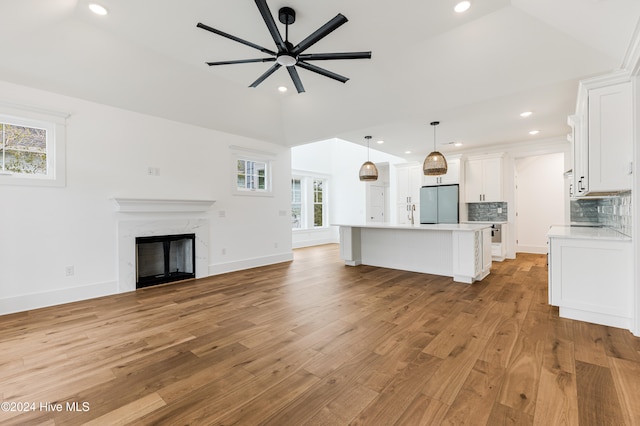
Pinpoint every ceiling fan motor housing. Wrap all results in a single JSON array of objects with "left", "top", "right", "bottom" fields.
[{"left": 278, "top": 7, "right": 296, "bottom": 25}]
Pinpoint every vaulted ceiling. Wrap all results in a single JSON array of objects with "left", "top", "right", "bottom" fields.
[{"left": 1, "top": 0, "right": 638, "bottom": 160}]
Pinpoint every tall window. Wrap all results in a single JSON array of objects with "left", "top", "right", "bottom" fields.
[
  {"left": 291, "top": 179, "right": 302, "bottom": 229},
  {"left": 291, "top": 175, "right": 328, "bottom": 230},
  {"left": 313, "top": 179, "right": 325, "bottom": 227},
  {"left": 236, "top": 159, "right": 269, "bottom": 192}
]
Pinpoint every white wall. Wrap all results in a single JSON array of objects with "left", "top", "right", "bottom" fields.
[
  {"left": 291, "top": 138, "right": 405, "bottom": 248},
  {"left": 0, "top": 80, "right": 292, "bottom": 315},
  {"left": 515, "top": 153, "right": 566, "bottom": 253}
]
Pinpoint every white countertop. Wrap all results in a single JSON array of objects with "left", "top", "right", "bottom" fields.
[
  {"left": 333, "top": 222, "right": 491, "bottom": 232},
  {"left": 547, "top": 225, "right": 631, "bottom": 241},
  {"left": 463, "top": 221, "right": 508, "bottom": 224}
]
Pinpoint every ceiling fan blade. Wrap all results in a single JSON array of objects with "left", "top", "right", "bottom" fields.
[
  {"left": 298, "top": 52, "right": 372, "bottom": 61},
  {"left": 297, "top": 61, "right": 349, "bottom": 83},
  {"left": 254, "top": 0, "right": 287, "bottom": 52},
  {"left": 287, "top": 66, "right": 305, "bottom": 93},
  {"left": 292, "top": 14, "right": 348, "bottom": 55},
  {"left": 249, "top": 63, "right": 282, "bottom": 88},
  {"left": 206, "top": 58, "right": 276, "bottom": 66},
  {"left": 197, "top": 22, "right": 276, "bottom": 56}
]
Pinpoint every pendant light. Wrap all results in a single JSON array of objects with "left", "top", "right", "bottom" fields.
[
  {"left": 359, "top": 135, "right": 378, "bottom": 181},
  {"left": 423, "top": 121, "right": 448, "bottom": 176}
]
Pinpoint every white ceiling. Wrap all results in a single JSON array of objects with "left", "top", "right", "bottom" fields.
[{"left": 0, "top": 0, "right": 638, "bottom": 160}]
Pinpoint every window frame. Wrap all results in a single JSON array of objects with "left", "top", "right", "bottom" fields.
[
  {"left": 291, "top": 171, "right": 329, "bottom": 231},
  {"left": 0, "top": 102, "right": 67, "bottom": 187},
  {"left": 231, "top": 145, "right": 275, "bottom": 197}
]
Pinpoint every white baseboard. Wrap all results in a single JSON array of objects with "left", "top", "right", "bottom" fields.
[
  {"left": 516, "top": 245, "right": 548, "bottom": 254},
  {"left": 208, "top": 252, "right": 294, "bottom": 276},
  {"left": 292, "top": 237, "right": 339, "bottom": 249},
  {"left": 0, "top": 281, "right": 117, "bottom": 316}
]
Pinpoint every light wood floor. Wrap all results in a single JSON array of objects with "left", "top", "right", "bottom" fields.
[{"left": 1, "top": 245, "right": 639, "bottom": 425}]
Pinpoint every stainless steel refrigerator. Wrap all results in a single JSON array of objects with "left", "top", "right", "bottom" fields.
[{"left": 420, "top": 184, "right": 459, "bottom": 224}]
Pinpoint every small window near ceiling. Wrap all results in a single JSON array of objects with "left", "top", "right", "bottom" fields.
[
  {"left": 0, "top": 122, "right": 48, "bottom": 175},
  {"left": 236, "top": 158, "right": 269, "bottom": 192},
  {"left": 0, "top": 107, "right": 66, "bottom": 187}
]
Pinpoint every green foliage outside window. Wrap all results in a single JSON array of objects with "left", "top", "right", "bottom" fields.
[{"left": 0, "top": 123, "right": 47, "bottom": 175}]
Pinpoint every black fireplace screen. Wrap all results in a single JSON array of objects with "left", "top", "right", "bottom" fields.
[{"left": 135, "top": 233, "right": 196, "bottom": 288}]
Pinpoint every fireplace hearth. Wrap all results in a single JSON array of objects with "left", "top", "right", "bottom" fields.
[{"left": 136, "top": 233, "right": 196, "bottom": 288}]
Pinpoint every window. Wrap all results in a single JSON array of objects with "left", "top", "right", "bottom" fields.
[
  {"left": 0, "top": 121, "right": 48, "bottom": 175},
  {"left": 313, "top": 179, "right": 325, "bottom": 227},
  {"left": 231, "top": 145, "right": 274, "bottom": 196},
  {"left": 291, "top": 174, "right": 328, "bottom": 230},
  {"left": 291, "top": 178, "right": 302, "bottom": 229},
  {"left": 0, "top": 103, "right": 67, "bottom": 187},
  {"left": 236, "top": 159, "right": 268, "bottom": 192}
]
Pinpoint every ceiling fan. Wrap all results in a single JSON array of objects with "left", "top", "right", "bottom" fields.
[{"left": 197, "top": 0, "right": 372, "bottom": 93}]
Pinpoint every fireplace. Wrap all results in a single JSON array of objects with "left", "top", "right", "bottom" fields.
[{"left": 136, "top": 233, "right": 196, "bottom": 288}]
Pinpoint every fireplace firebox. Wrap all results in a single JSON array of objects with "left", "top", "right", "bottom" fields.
[{"left": 135, "top": 233, "right": 196, "bottom": 288}]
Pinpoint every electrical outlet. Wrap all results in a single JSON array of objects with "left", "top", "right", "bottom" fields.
[
  {"left": 497, "top": 207, "right": 502, "bottom": 214},
  {"left": 221, "top": 248, "right": 226, "bottom": 255},
  {"left": 274, "top": 242, "right": 278, "bottom": 249},
  {"left": 147, "top": 167, "right": 160, "bottom": 176},
  {"left": 65, "top": 266, "right": 75, "bottom": 276},
  {"left": 218, "top": 210, "right": 226, "bottom": 218}
]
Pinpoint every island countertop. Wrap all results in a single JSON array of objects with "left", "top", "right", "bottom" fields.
[{"left": 332, "top": 222, "right": 491, "bottom": 232}]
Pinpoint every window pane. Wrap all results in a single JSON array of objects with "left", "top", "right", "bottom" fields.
[
  {"left": 237, "top": 175, "right": 246, "bottom": 188},
  {"left": 237, "top": 159, "right": 246, "bottom": 174},
  {"left": 1, "top": 123, "right": 47, "bottom": 175},
  {"left": 292, "top": 205, "right": 302, "bottom": 228},
  {"left": 258, "top": 176, "right": 265, "bottom": 189},
  {"left": 314, "top": 204, "right": 323, "bottom": 227}
]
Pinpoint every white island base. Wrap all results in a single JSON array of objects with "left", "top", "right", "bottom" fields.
[{"left": 337, "top": 223, "right": 492, "bottom": 284}]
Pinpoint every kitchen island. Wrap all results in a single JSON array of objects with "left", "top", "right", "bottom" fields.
[{"left": 336, "top": 223, "right": 492, "bottom": 283}]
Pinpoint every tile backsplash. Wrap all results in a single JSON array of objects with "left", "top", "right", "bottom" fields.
[
  {"left": 467, "top": 202, "right": 508, "bottom": 222},
  {"left": 571, "top": 191, "right": 632, "bottom": 236}
]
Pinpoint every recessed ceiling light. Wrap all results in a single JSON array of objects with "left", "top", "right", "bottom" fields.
[
  {"left": 278, "top": 86, "right": 288, "bottom": 93},
  {"left": 89, "top": 3, "right": 108, "bottom": 15},
  {"left": 405, "top": 151, "right": 412, "bottom": 154},
  {"left": 377, "top": 140, "right": 384, "bottom": 144},
  {"left": 520, "top": 111, "right": 533, "bottom": 117},
  {"left": 454, "top": 142, "right": 463, "bottom": 147},
  {"left": 529, "top": 130, "right": 540, "bottom": 135},
  {"left": 454, "top": 1, "right": 471, "bottom": 13}
]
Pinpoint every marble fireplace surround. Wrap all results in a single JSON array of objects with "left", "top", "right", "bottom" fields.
[{"left": 114, "top": 198, "right": 215, "bottom": 293}]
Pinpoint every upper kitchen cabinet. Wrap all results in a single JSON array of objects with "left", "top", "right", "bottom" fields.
[
  {"left": 422, "top": 155, "right": 461, "bottom": 186},
  {"left": 571, "top": 72, "right": 633, "bottom": 196},
  {"left": 464, "top": 154, "right": 504, "bottom": 203}
]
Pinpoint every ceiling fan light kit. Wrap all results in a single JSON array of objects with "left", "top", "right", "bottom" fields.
[
  {"left": 359, "top": 136, "right": 379, "bottom": 181},
  {"left": 197, "top": 0, "right": 372, "bottom": 93},
  {"left": 423, "top": 121, "right": 448, "bottom": 176}
]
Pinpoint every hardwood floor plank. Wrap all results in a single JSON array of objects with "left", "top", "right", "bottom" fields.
[
  {"left": 575, "top": 360, "right": 627, "bottom": 425},
  {"left": 440, "top": 359, "right": 505, "bottom": 425},
  {"left": 532, "top": 367, "right": 578, "bottom": 425},
  {"left": 608, "top": 357, "right": 640, "bottom": 424},
  {"left": 0, "top": 246, "right": 638, "bottom": 425}
]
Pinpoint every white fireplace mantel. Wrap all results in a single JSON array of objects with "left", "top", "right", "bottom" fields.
[{"left": 112, "top": 198, "right": 216, "bottom": 213}]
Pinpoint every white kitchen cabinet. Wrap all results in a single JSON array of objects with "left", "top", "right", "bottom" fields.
[
  {"left": 570, "top": 73, "right": 633, "bottom": 196},
  {"left": 452, "top": 227, "right": 491, "bottom": 282},
  {"left": 547, "top": 226, "right": 632, "bottom": 330},
  {"left": 568, "top": 114, "right": 588, "bottom": 197},
  {"left": 587, "top": 82, "right": 633, "bottom": 193},
  {"left": 464, "top": 154, "right": 503, "bottom": 202},
  {"left": 395, "top": 163, "right": 421, "bottom": 224},
  {"left": 422, "top": 155, "right": 461, "bottom": 186}
]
